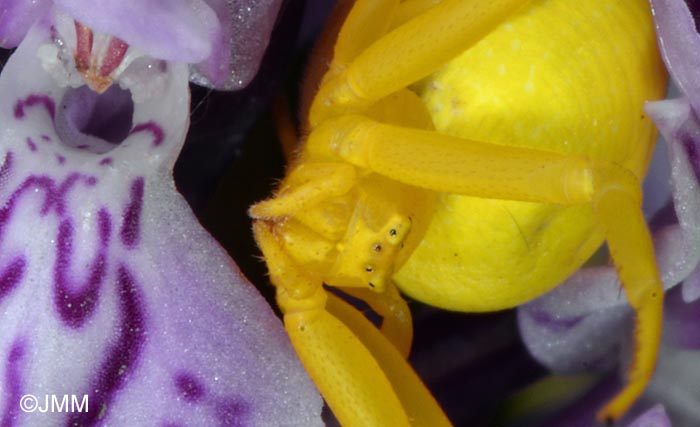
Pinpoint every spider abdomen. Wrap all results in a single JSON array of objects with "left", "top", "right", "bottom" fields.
[{"left": 394, "top": 0, "right": 667, "bottom": 310}]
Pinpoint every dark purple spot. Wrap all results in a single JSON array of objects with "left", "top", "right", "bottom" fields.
[
  {"left": 130, "top": 121, "right": 164, "bottom": 147},
  {"left": 527, "top": 309, "right": 585, "bottom": 333},
  {"left": 0, "top": 257, "right": 26, "bottom": 303},
  {"left": 53, "top": 217, "right": 109, "bottom": 328},
  {"left": 215, "top": 398, "right": 250, "bottom": 427},
  {"left": 1, "top": 339, "right": 26, "bottom": 427},
  {"left": 99, "top": 157, "right": 113, "bottom": 166},
  {"left": 85, "top": 176, "right": 97, "bottom": 186},
  {"left": 174, "top": 373, "right": 206, "bottom": 403},
  {"left": 41, "top": 135, "right": 51, "bottom": 142},
  {"left": 14, "top": 94, "right": 56, "bottom": 120},
  {"left": 25, "top": 138, "right": 37, "bottom": 152},
  {"left": 120, "top": 178, "right": 144, "bottom": 249},
  {"left": 56, "top": 154, "right": 66, "bottom": 165},
  {"left": 77, "top": 144, "right": 89, "bottom": 150},
  {"left": 68, "top": 265, "right": 146, "bottom": 427}
]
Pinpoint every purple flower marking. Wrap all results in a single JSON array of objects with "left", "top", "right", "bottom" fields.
[
  {"left": 13, "top": 94, "right": 55, "bottom": 121},
  {"left": 1, "top": 339, "right": 27, "bottom": 427},
  {"left": 215, "top": 397, "right": 250, "bottom": 427},
  {"left": 119, "top": 177, "right": 144, "bottom": 249},
  {"left": 174, "top": 372, "right": 206, "bottom": 403},
  {"left": 53, "top": 215, "right": 109, "bottom": 328},
  {"left": 129, "top": 122, "right": 164, "bottom": 147},
  {"left": 0, "top": 258, "right": 26, "bottom": 302},
  {"left": 24, "top": 138, "right": 36, "bottom": 152},
  {"left": 67, "top": 264, "right": 146, "bottom": 427}
]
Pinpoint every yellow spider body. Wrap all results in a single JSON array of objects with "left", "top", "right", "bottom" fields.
[{"left": 251, "top": 0, "right": 668, "bottom": 425}]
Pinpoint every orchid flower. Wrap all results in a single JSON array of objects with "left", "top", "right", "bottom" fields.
[
  {"left": 517, "top": 0, "right": 700, "bottom": 424},
  {"left": 0, "top": 1, "right": 323, "bottom": 426}
]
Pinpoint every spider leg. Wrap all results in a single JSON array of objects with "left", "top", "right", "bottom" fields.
[
  {"left": 326, "top": 291, "right": 450, "bottom": 426},
  {"left": 309, "top": 115, "right": 593, "bottom": 204},
  {"left": 252, "top": 221, "right": 449, "bottom": 426},
  {"left": 324, "top": 115, "right": 663, "bottom": 422},
  {"left": 310, "top": 0, "right": 531, "bottom": 125},
  {"left": 333, "top": 282, "right": 414, "bottom": 358},
  {"left": 331, "top": 0, "right": 400, "bottom": 69},
  {"left": 390, "top": 0, "right": 446, "bottom": 30},
  {"left": 249, "top": 162, "right": 356, "bottom": 219}
]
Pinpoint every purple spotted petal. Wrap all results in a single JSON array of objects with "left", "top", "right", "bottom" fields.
[
  {"left": 0, "top": 24, "right": 322, "bottom": 426},
  {"left": 626, "top": 404, "right": 671, "bottom": 427},
  {"left": 0, "top": 0, "right": 51, "bottom": 48},
  {"left": 53, "top": 0, "right": 219, "bottom": 62},
  {"left": 189, "top": 0, "right": 283, "bottom": 89}
]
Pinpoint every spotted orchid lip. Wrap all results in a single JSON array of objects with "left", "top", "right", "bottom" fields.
[{"left": 0, "top": 19, "right": 322, "bottom": 427}]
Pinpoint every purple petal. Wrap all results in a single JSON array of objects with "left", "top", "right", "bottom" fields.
[
  {"left": 0, "top": 0, "right": 51, "bottom": 48},
  {"left": 663, "top": 286, "right": 700, "bottom": 349},
  {"left": 646, "top": 99, "right": 700, "bottom": 286},
  {"left": 650, "top": 0, "right": 700, "bottom": 114},
  {"left": 682, "top": 262, "right": 700, "bottom": 302},
  {"left": 517, "top": 267, "right": 632, "bottom": 373},
  {"left": 53, "top": 0, "right": 219, "bottom": 62},
  {"left": 0, "top": 25, "right": 322, "bottom": 426},
  {"left": 626, "top": 405, "right": 671, "bottom": 427},
  {"left": 190, "top": 0, "right": 283, "bottom": 89}
]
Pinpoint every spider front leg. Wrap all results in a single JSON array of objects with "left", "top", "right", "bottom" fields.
[
  {"left": 252, "top": 220, "right": 450, "bottom": 427},
  {"left": 322, "top": 115, "right": 663, "bottom": 423}
]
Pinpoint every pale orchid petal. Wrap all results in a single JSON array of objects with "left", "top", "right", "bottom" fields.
[
  {"left": 626, "top": 404, "right": 671, "bottom": 427},
  {"left": 53, "top": 0, "right": 219, "bottom": 62},
  {"left": 190, "top": 0, "right": 283, "bottom": 89},
  {"left": 649, "top": 0, "right": 700, "bottom": 114},
  {"left": 0, "top": 0, "right": 51, "bottom": 48},
  {"left": 0, "top": 24, "right": 322, "bottom": 426}
]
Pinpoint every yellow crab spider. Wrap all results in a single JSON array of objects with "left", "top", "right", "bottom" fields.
[{"left": 250, "top": 0, "right": 668, "bottom": 425}]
